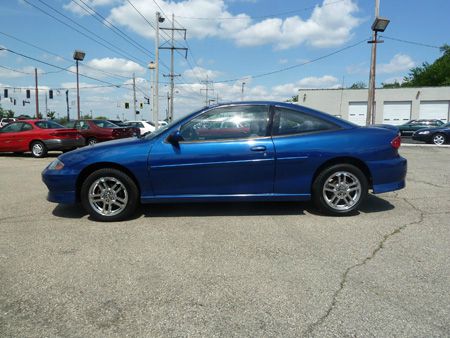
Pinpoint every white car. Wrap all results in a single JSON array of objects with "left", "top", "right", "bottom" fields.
[
  {"left": 0, "top": 118, "right": 17, "bottom": 128},
  {"left": 126, "top": 121, "right": 155, "bottom": 135}
]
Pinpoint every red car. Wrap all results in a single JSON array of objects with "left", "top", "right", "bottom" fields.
[
  {"left": 0, "top": 120, "right": 84, "bottom": 158},
  {"left": 73, "top": 120, "right": 138, "bottom": 145}
]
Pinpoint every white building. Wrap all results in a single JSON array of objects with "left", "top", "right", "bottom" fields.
[{"left": 297, "top": 87, "right": 450, "bottom": 126}]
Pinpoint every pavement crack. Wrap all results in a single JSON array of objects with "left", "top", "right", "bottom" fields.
[
  {"left": 303, "top": 200, "right": 424, "bottom": 337},
  {"left": 407, "top": 178, "right": 446, "bottom": 189}
]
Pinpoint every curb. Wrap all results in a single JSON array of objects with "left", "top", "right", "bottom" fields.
[{"left": 402, "top": 143, "right": 450, "bottom": 148}]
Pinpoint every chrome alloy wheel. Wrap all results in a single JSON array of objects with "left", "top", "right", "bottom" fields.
[
  {"left": 32, "top": 143, "right": 44, "bottom": 156},
  {"left": 322, "top": 171, "right": 361, "bottom": 211},
  {"left": 433, "top": 134, "right": 445, "bottom": 145},
  {"left": 88, "top": 176, "right": 129, "bottom": 217}
]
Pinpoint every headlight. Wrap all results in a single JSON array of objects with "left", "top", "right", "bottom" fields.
[
  {"left": 417, "top": 130, "right": 430, "bottom": 135},
  {"left": 47, "top": 159, "right": 64, "bottom": 170}
]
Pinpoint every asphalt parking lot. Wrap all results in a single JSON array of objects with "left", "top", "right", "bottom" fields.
[{"left": 1, "top": 147, "right": 449, "bottom": 337}]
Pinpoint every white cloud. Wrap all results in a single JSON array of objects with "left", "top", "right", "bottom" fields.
[
  {"left": 379, "top": 54, "right": 415, "bottom": 74},
  {"left": 183, "top": 66, "right": 223, "bottom": 81},
  {"left": 63, "top": 0, "right": 118, "bottom": 16},
  {"left": 103, "top": 0, "right": 361, "bottom": 49},
  {"left": 68, "top": 57, "right": 146, "bottom": 79}
]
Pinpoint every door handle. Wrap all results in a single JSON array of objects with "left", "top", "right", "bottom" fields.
[{"left": 250, "top": 145, "right": 266, "bottom": 152}]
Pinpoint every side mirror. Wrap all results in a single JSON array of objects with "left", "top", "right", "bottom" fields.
[{"left": 166, "top": 130, "right": 183, "bottom": 145}]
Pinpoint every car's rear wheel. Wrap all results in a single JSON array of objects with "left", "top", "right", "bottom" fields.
[
  {"left": 432, "top": 133, "right": 446, "bottom": 145},
  {"left": 87, "top": 137, "right": 97, "bottom": 146},
  {"left": 313, "top": 164, "right": 368, "bottom": 215},
  {"left": 80, "top": 168, "right": 139, "bottom": 222},
  {"left": 30, "top": 141, "right": 48, "bottom": 158}
]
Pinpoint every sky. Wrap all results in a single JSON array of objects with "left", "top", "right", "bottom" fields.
[{"left": 0, "top": 0, "right": 449, "bottom": 121}]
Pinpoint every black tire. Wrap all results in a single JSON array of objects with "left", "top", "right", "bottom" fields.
[
  {"left": 80, "top": 168, "right": 139, "bottom": 222},
  {"left": 87, "top": 137, "right": 97, "bottom": 146},
  {"left": 30, "top": 141, "right": 48, "bottom": 158},
  {"left": 312, "top": 164, "right": 368, "bottom": 216},
  {"left": 432, "top": 133, "right": 446, "bottom": 145}
]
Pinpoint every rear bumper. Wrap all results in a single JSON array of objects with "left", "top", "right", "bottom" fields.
[
  {"left": 43, "top": 138, "right": 85, "bottom": 150},
  {"left": 368, "top": 156, "right": 407, "bottom": 194}
]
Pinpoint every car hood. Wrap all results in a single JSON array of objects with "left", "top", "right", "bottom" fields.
[{"left": 58, "top": 137, "right": 152, "bottom": 166}]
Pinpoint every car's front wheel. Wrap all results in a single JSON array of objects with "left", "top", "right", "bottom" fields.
[
  {"left": 312, "top": 164, "right": 368, "bottom": 216},
  {"left": 80, "top": 168, "right": 139, "bottom": 221},
  {"left": 30, "top": 141, "right": 48, "bottom": 158},
  {"left": 432, "top": 133, "right": 446, "bottom": 145}
]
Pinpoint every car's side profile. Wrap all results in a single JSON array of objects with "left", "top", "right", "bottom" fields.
[
  {"left": 0, "top": 119, "right": 84, "bottom": 157},
  {"left": 398, "top": 119, "right": 445, "bottom": 136},
  {"left": 42, "top": 102, "right": 407, "bottom": 221},
  {"left": 73, "top": 119, "right": 137, "bottom": 145},
  {"left": 412, "top": 122, "right": 450, "bottom": 145}
]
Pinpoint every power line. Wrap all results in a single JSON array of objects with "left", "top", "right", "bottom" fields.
[
  {"left": 0, "top": 31, "right": 133, "bottom": 81},
  {"left": 177, "top": 0, "right": 347, "bottom": 20},
  {"left": 22, "top": 0, "right": 149, "bottom": 67},
  {"left": 381, "top": 35, "right": 441, "bottom": 49},
  {"left": 1, "top": 47, "right": 127, "bottom": 87},
  {"left": 214, "top": 38, "right": 369, "bottom": 83},
  {"left": 71, "top": 0, "right": 154, "bottom": 58}
]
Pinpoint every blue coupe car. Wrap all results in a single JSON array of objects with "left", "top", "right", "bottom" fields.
[{"left": 42, "top": 102, "right": 407, "bottom": 221}]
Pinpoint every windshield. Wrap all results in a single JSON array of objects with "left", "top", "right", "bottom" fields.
[{"left": 443, "top": 122, "right": 450, "bottom": 128}]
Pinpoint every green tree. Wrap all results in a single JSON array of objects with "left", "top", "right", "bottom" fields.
[
  {"left": 382, "top": 81, "right": 401, "bottom": 88},
  {"left": 46, "top": 111, "right": 56, "bottom": 120},
  {"left": 94, "top": 116, "right": 108, "bottom": 120},
  {"left": 349, "top": 81, "right": 367, "bottom": 89},
  {"left": 286, "top": 95, "right": 298, "bottom": 103},
  {"left": 402, "top": 44, "right": 450, "bottom": 87}
]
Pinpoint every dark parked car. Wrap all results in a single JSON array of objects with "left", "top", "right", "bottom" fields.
[
  {"left": 73, "top": 119, "right": 137, "bottom": 145},
  {"left": 42, "top": 102, "right": 406, "bottom": 221},
  {"left": 412, "top": 122, "right": 450, "bottom": 145},
  {"left": 398, "top": 119, "right": 444, "bottom": 136},
  {"left": 0, "top": 120, "right": 84, "bottom": 157}
]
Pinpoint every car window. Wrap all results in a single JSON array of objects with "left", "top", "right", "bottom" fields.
[
  {"left": 76, "top": 121, "right": 90, "bottom": 130},
  {"left": 35, "top": 121, "right": 64, "bottom": 129},
  {"left": 272, "top": 107, "right": 338, "bottom": 136},
  {"left": 0, "top": 122, "right": 24, "bottom": 133},
  {"left": 180, "top": 105, "right": 269, "bottom": 141},
  {"left": 21, "top": 123, "right": 33, "bottom": 131},
  {"left": 92, "top": 120, "right": 117, "bottom": 128}
]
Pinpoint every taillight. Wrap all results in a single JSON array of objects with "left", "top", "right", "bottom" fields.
[{"left": 391, "top": 135, "right": 401, "bottom": 149}]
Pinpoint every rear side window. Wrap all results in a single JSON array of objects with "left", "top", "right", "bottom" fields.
[
  {"left": 21, "top": 123, "right": 33, "bottom": 131},
  {"left": 35, "top": 121, "right": 64, "bottom": 129},
  {"left": 272, "top": 107, "right": 338, "bottom": 136},
  {"left": 92, "top": 120, "right": 117, "bottom": 128}
]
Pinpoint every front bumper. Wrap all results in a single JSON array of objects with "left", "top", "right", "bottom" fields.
[
  {"left": 42, "top": 166, "right": 78, "bottom": 204},
  {"left": 43, "top": 138, "right": 85, "bottom": 150}
]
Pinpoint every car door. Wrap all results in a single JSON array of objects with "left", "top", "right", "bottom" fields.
[
  {"left": 0, "top": 122, "right": 26, "bottom": 151},
  {"left": 271, "top": 106, "right": 342, "bottom": 196},
  {"left": 148, "top": 104, "right": 275, "bottom": 197}
]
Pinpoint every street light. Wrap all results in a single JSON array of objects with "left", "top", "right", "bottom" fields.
[
  {"left": 154, "top": 12, "right": 165, "bottom": 131},
  {"left": 366, "top": 4, "right": 390, "bottom": 125},
  {"left": 73, "top": 50, "right": 85, "bottom": 120}
]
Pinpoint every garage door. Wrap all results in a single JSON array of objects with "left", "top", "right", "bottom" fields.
[
  {"left": 348, "top": 102, "right": 367, "bottom": 126},
  {"left": 420, "top": 101, "right": 449, "bottom": 122},
  {"left": 383, "top": 101, "right": 411, "bottom": 125}
]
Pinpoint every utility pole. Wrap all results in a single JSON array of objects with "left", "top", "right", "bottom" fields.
[
  {"left": 34, "top": 68, "right": 39, "bottom": 118},
  {"left": 132, "top": 73, "right": 137, "bottom": 120},
  {"left": 45, "top": 91, "right": 48, "bottom": 118},
  {"left": 367, "top": 0, "right": 380, "bottom": 126},
  {"left": 155, "top": 12, "right": 163, "bottom": 127},
  {"left": 65, "top": 90, "right": 70, "bottom": 121},
  {"left": 148, "top": 61, "right": 156, "bottom": 128},
  {"left": 201, "top": 75, "right": 214, "bottom": 107},
  {"left": 160, "top": 14, "right": 187, "bottom": 122}
]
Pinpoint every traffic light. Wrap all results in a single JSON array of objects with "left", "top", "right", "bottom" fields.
[
  {"left": 26, "top": 89, "right": 31, "bottom": 99},
  {"left": 145, "top": 97, "right": 150, "bottom": 104},
  {"left": 4, "top": 89, "right": 8, "bottom": 98},
  {"left": 136, "top": 111, "right": 140, "bottom": 115},
  {"left": 49, "top": 90, "right": 53, "bottom": 99},
  {"left": 124, "top": 102, "right": 129, "bottom": 109},
  {"left": 140, "top": 102, "right": 143, "bottom": 109},
  {"left": 13, "top": 99, "right": 16, "bottom": 105}
]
